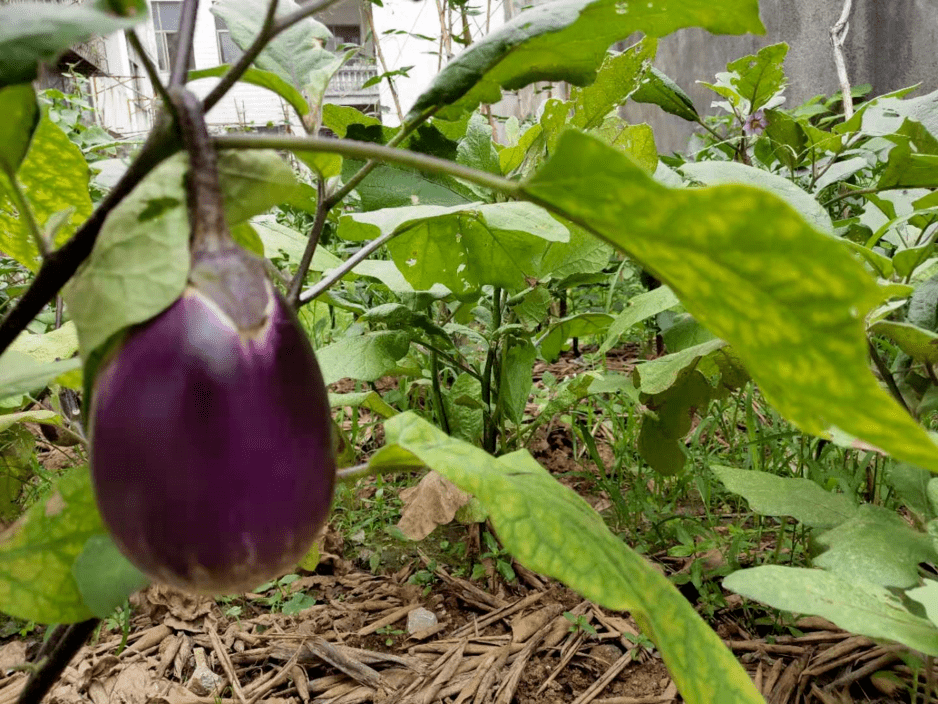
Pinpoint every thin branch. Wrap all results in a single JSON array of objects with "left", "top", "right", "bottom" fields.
[
  {"left": 213, "top": 134, "right": 518, "bottom": 196},
  {"left": 170, "top": 0, "right": 200, "bottom": 88},
  {"left": 287, "top": 185, "right": 329, "bottom": 305},
  {"left": 822, "top": 186, "right": 880, "bottom": 207},
  {"left": 17, "top": 619, "right": 100, "bottom": 704},
  {"left": 868, "top": 340, "right": 912, "bottom": 416},
  {"left": 830, "top": 0, "right": 855, "bottom": 120},
  {"left": 0, "top": 127, "right": 178, "bottom": 357},
  {"left": 364, "top": 3, "right": 403, "bottom": 124},
  {"left": 299, "top": 230, "right": 397, "bottom": 304},
  {"left": 126, "top": 30, "right": 173, "bottom": 112}
]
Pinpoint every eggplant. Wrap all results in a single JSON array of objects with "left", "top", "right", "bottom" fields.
[{"left": 88, "top": 88, "right": 336, "bottom": 594}]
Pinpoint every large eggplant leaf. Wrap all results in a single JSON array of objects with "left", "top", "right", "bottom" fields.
[
  {"left": 712, "top": 465, "right": 857, "bottom": 528},
  {"left": 0, "top": 112, "right": 92, "bottom": 271},
  {"left": 0, "top": 466, "right": 103, "bottom": 623},
  {"left": 725, "top": 566, "right": 938, "bottom": 656},
  {"left": 337, "top": 202, "right": 569, "bottom": 294},
  {"left": 189, "top": 65, "right": 309, "bottom": 118},
  {"left": 0, "top": 84, "right": 38, "bottom": 173},
  {"left": 374, "top": 412, "right": 764, "bottom": 704},
  {"left": 521, "top": 130, "right": 938, "bottom": 471},
  {"left": 407, "top": 0, "right": 763, "bottom": 121}
]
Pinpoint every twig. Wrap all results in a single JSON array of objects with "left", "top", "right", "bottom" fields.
[
  {"left": 298, "top": 231, "right": 397, "bottom": 304},
  {"left": 170, "top": 0, "right": 200, "bottom": 88},
  {"left": 17, "top": 619, "right": 100, "bottom": 704},
  {"left": 126, "top": 30, "right": 173, "bottom": 112},
  {"left": 287, "top": 178, "right": 328, "bottom": 306},
  {"left": 830, "top": 0, "right": 855, "bottom": 120},
  {"left": 213, "top": 134, "right": 516, "bottom": 197},
  {"left": 868, "top": 340, "right": 912, "bottom": 415},
  {"left": 365, "top": 3, "right": 403, "bottom": 123}
]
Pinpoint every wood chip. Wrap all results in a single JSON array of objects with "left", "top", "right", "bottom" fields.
[{"left": 356, "top": 604, "right": 419, "bottom": 637}]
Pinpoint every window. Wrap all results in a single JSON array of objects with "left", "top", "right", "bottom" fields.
[
  {"left": 327, "top": 24, "right": 361, "bottom": 52},
  {"left": 215, "top": 16, "right": 243, "bottom": 64},
  {"left": 153, "top": 1, "right": 194, "bottom": 71}
]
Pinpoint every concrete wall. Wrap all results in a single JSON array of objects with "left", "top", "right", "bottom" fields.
[{"left": 620, "top": 0, "right": 938, "bottom": 155}]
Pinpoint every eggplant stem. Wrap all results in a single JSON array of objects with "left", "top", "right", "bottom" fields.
[{"left": 168, "top": 88, "right": 231, "bottom": 254}]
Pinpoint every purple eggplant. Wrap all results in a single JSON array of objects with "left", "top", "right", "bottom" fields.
[{"left": 89, "top": 272, "right": 336, "bottom": 594}]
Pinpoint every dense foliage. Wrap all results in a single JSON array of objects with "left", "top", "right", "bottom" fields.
[{"left": 3, "top": 0, "right": 938, "bottom": 702}]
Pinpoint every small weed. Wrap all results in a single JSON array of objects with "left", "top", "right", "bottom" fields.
[
  {"left": 563, "top": 611, "right": 597, "bottom": 637},
  {"left": 376, "top": 624, "right": 405, "bottom": 647}
]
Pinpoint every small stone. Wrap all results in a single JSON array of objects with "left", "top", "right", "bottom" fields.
[
  {"left": 406, "top": 607, "right": 438, "bottom": 634},
  {"left": 588, "top": 643, "right": 623, "bottom": 667},
  {"left": 187, "top": 647, "right": 224, "bottom": 696}
]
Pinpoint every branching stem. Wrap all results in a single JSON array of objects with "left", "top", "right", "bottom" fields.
[{"left": 171, "top": 0, "right": 200, "bottom": 88}]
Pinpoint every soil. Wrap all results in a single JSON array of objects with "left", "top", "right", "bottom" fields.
[{"left": 0, "top": 349, "right": 927, "bottom": 703}]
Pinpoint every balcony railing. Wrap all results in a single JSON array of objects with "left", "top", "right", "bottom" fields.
[{"left": 325, "top": 63, "right": 380, "bottom": 100}]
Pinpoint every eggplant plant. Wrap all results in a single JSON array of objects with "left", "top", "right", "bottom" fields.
[{"left": 3, "top": 0, "right": 938, "bottom": 702}]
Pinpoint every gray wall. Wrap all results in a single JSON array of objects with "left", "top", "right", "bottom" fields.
[{"left": 622, "top": 0, "right": 938, "bottom": 155}]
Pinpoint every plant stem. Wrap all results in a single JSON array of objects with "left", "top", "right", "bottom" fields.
[
  {"left": 287, "top": 178, "right": 329, "bottom": 305},
  {"left": 1, "top": 164, "right": 47, "bottom": 258},
  {"left": 822, "top": 186, "right": 880, "bottom": 207},
  {"left": 171, "top": 0, "right": 200, "bottom": 88},
  {"left": 169, "top": 88, "right": 229, "bottom": 253},
  {"left": 481, "top": 286, "right": 502, "bottom": 453},
  {"left": 298, "top": 230, "right": 398, "bottom": 304},
  {"left": 430, "top": 350, "right": 450, "bottom": 434},
  {"left": 868, "top": 340, "right": 912, "bottom": 415},
  {"left": 365, "top": 3, "right": 403, "bottom": 124},
  {"left": 830, "top": 0, "right": 855, "bottom": 120},
  {"left": 214, "top": 134, "right": 518, "bottom": 197},
  {"left": 126, "top": 30, "right": 173, "bottom": 113},
  {"left": 17, "top": 618, "right": 100, "bottom": 704},
  {"left": 0, "top": 124, "right": 178, "bottom": 358}
]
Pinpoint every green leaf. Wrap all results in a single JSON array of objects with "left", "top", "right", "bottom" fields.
[
  {"left": 571, "top": 39, "right": 657, "bottom": 131},
  {"left": 871, "top": 320, "right": 938, "bottom": 365},
  {"left": 637, "top": 415, "right": 687, "bottom": 475},
  {"left": 456, "top": 113, "right": 500, "bottom": 175},
  {"left": 725, "top": 43, "right": 788, "bottom": 112},
  {"left": 497, "top": 339, "right": 536, "bottom": 424},
  {"left": 885, "top": 463, "right": 934, "bottom": 518},
  {"left": 0, "top": 4, "right": 143, "bottom": 87},
  {"left": 72, "top": 534, "right": 149, "bottom": 619},
  {"left": 0, "top": 466, "right": 103, "bottom": 623},
  {"left": 322, "top": 104, "right": 383, "bottom": 138},
  {"left": 539, "top": 313, "right": 613, "bottom": 362},
  {"left": 64, "top": 151, "right": 296, "bottom": 358},
  {"left": 341, "top": 160, "right": 475, "bottom": 211},
  {"left": 0, "top": 409, "right": 58, "bottom": 433},
  {"left": 878, "top": 138, "right": 938, "bottom": 189},
  {"left": 0, "top": 356, "right": 82, "bottom": 399},
  {"left": 631, "top": 67, "right": 699, "bottom": 121},
  {"left": 725, "top": 566, "right": 938, "bottom": 656},
  {"left": 908, "top": 580, "right": 938, "bottom": 627},
  {"left": 537, "top": 223, "right": 615, "bottom": 283},
  {"left": 316, "top": 331, "right": 411, "bottom": 385},
  {"left": 338, "top": 202, "right": 569, "bottom": 294},
  {"left": 328, "top": 391, "right": 397, "bottom": 418},
  {"left": 9, "top": 321, "right": 78, "bottom": 364},
  {"left": 407, "top": 0, "right": 763, "bottom": 121},
  {"left": 0, "top": 112, "right": 92, "bottom": 271},
  {"left": 814, "top": 504, "right": 938, "bottom": 588},
  {"left": 360, "top": 303, "right": 449, "bottom": 340},
  {"left": 522, "top": 130, "right": 938, "bottom": 472},
  {"left": 600, "top": 286, "right": 679, "bottom": 354},
  {"left": 444, "top": 373, "right": 484, "bottom": 445},
  {"left": 295, "top": 151, "right": 343, "bottom": 179},
  {"left": 712, "top": 465, "right": 857, "bottom": 528},
  {"left": 0, "top": 84, "right": 38, "bottom": 172},
  {"left": 212, "top": 0, "right": 331, "bottom": 96},
  {"left": 499, "top": 122, "right": 542, "bottom": 175},
  {"left": 680, "top": 160, "right": 833, "bottom": 235},
  {"left": 633, "top": 339, "right": 726, "bottom": 395},
  {"left": 189, "top": 65, "right": 309, "bottom": 117},
  {"left": 376, "top": 412, "right": 764, "bottom": 704},
  {"left": 763, "top": 109, "right": 805, "bottom": 174}
]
